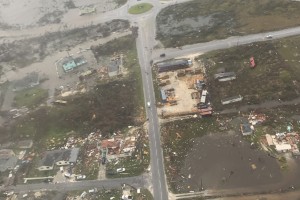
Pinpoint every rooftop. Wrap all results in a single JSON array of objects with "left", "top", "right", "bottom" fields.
[{"left": 39, "top": 148, "right": 80, "bottom": 167}]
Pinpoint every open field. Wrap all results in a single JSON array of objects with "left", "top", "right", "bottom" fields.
[
  {"left": 128, "top": 3, "right": 153, "bottom": 14},
  {"left": 197, "top": 35, "right": 300, "bottom": 111},
  {"left": 156, "top": 0, "right": 300, "bottom": 47}
]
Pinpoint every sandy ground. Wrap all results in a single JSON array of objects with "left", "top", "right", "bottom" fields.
[
  {"left": 158, "top": 57, "right": 203, "bottom": 115},
  {"left": 172, "top": 131, "right": 300, "bottom": 193},
  {"left": 0, "top": 0, "right": 120, "bottom": 27}
]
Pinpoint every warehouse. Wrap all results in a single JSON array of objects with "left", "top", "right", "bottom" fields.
[{"left": 156, "top": 59, "right": 192, "bottom": 73}]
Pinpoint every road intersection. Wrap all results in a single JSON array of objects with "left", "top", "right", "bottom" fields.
[{"left": 2, "top": 0, "right": 300, "bottom": 199}]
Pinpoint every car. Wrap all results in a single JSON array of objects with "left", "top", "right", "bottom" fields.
[
  {"left": 76, "top": 174, "right": 86, "bottom": 180},
  {"left": 160, "top": 53, "right": 166, "bottom": 57},
  {"left": 117, "top": 168, "right": 125, "bottom": 173},
  {"left": 88, "top": 188, "right": 98, "bottom": 193},
  {"left": 266, "top": 35, "right": 273, "bottom": 39},
  {"left": 147, "top": 102, "right": 151, "bottom": 108}
]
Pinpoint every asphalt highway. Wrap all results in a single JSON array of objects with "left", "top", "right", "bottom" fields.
[
  {"left": 153, "top": 26, "right": 300, "bottom": 61},
  {"left": 136, "top": 16, "right": 169, "bottom": 200}
]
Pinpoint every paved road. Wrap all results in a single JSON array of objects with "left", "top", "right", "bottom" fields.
[
  {"left": 152, "top": 26, "right": 300, "bottom": 61},
  {"left": 2, "top": 0, "right": 300, "bottom": 199},
  {"left": 136, "top": 16, "right": 169, "bottom": 200},
  {"left": 1, "top": 176, "right": 146, "bottom": 193}
]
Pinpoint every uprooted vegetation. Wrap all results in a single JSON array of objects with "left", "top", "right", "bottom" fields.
[{"left": 156, "top": 0, "right": 300, "bottom": 47}]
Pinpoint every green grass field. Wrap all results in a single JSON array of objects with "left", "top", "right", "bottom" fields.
[
  {"left": 14, "top": 87, "right": 48, "bottom": 108},
  {"left": 128, "top": 3, "right": 153, "bottom": 14}
]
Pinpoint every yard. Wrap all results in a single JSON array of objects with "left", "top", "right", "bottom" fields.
[{"left": 156, "top": 0, "right": 300, "bottom": 47}]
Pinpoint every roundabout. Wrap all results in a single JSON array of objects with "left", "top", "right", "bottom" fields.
[{"left": 128, "top": 3, "right": 153, "bottom": 14}]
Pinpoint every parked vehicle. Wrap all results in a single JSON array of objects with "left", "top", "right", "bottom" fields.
[
  {"left": 117, "top": 168, "right": 125, "bottom": 173},
  {"left": 160, "top": 53, "right": 166, "bottom": 57},
  {"left": 76, "top": 174, "right": 86, "bottom": 180},
  {"left": 88, "top": 188, "right": 98, "bottom": 193},
  {"left": 266, "top": 35, "right": 273, "bottom": 39}
]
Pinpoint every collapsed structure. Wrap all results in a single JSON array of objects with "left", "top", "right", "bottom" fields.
[{"left": 265, "top": 133, "right": 300, "bottom": 155}]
